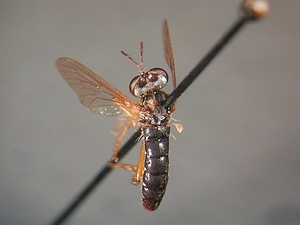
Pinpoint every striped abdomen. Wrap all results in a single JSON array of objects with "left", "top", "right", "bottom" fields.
[{"left": 141, "top": 126, "right": 170, "bottom": 211}]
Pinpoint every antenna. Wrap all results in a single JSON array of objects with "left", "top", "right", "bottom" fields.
[{"left": 121, "top": 42, "right": 146, "bottom": 73}]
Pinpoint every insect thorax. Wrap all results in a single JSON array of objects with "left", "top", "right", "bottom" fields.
[{"left": 138, "top": 89, "right": 175, "bottom": 127}]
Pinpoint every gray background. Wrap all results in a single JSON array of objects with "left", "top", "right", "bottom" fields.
[{"left": 1, "top": 1, "right": 299, "bottom": 225}]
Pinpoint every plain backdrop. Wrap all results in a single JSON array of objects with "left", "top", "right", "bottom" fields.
[{"left": 1, "top": 1, "right": 299, "bottom": 225}]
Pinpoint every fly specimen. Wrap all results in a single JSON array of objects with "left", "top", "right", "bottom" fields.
[
  {"left": 51, "top": 1, "right": 270, "bottom": 224},
  {"left": 56, "top": 20, "right": 181, "bottom": 211}
]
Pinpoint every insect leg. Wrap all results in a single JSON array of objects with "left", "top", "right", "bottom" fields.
[
  {"left": 133, "top": 140, "right": 145, "bottom": 185},
  {"left": 109, "top": 162, "right": 137, "bottom": 171},
  {"left": 109, "top": 140, "right": 145, "bottom": 185},
  {"left": 111, "top": 118, "right": 132, "bottom": 162},
  {"left": 110, "top": 117, "right": 127, "bottom": 136}
]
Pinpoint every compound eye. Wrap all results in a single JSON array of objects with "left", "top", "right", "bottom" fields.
[
  {"left": 129, "top": 68, "right": 169, "bottom": 97},
  {"left": 148, "top": 68, "right": 168, "bottom": 89},
  {"left": 129, "top": 75, "right": 147, "bottom": 97}
]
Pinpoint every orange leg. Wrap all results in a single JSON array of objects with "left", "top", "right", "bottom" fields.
[
  {"left": 110, "top": 117, "right": 127, "bottom": 136},
  {"left": 111, "top": 118, "right": 132, "bottom": 162},
  {"left": 109, "top": 162, "right": 137, "bottom": 172},
  {"left": 109, "top": 140, "right": 145, "bottom": 185},
  {"left": 133, "top": 140, "right": 145, "bottom": 185}
]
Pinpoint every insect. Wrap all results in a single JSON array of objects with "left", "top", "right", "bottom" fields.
[{"left": 56, "top": 20, "right": 182, "bottom": 211}]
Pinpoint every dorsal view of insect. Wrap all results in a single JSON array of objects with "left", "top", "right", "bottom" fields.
[
  {"left": 55, "top": 0, "right": 269, "bottom": 213},
  {"left": 56, "top": 20, "right": 181, "bottom": 211}
]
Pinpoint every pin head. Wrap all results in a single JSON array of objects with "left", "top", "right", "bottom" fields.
[{"left": 243, "top": 0, "right": 270, "bottom": 19}]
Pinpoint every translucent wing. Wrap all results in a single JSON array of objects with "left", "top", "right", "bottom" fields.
[
  {"left": 163, "top": 20, "right": 176, "bottom": 89},
  {"left": 56, "top": 57, "right": 138, "bottom": 117}
]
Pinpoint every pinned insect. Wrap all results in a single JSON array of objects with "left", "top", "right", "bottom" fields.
[{"left": 56, "top": 20, "right": 181, "bottom": 211}]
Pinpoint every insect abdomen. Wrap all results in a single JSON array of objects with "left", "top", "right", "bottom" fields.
[{"left": 141, "top": 126, "right": 170, "bottom": 211}]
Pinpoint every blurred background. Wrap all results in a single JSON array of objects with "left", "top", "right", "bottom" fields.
[{"left": 1, "top": 1, "right": 299, "bottom": 224}]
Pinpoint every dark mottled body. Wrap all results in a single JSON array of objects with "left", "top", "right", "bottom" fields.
[
  {"left": 138, "top": 88, "right": 175, "bottom": 211},
  {"left": 142, "top": 126, "right": 170, "bottom": 211}
]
